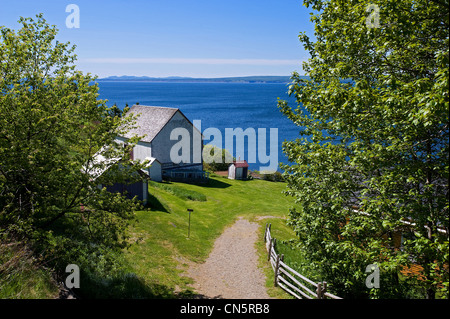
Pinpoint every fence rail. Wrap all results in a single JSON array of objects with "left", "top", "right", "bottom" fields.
[{"left": 263, "top": 223, "right": 342, "bottom": 300}]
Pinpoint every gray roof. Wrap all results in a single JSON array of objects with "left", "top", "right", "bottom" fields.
[
  {"left": 84, "top": 147, "right": 122, "bottom": 181},
  {"left": 121, "top": 105, "right": 179, "bottom": 143}
]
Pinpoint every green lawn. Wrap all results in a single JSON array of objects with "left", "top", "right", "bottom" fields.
[
  {"left": 0, "top": 174, "right": 298, "bottom": 299},
  {"left": 0, "top": 241, "right": 59, "bottom": 299},
  {"left": 122, "top": 174, "right": 296, "bottom": 298},
  {"left": 256, "top": 216, "right": 298, "bottom": 299}
]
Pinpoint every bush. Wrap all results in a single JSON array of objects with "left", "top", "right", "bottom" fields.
[
  {"left": 203, "top": 145, "right": 234, "bottom": 172},
  {"left": 0, "top": 235, "right": 59, "bottom": 298},
  {"left": 261, "top": 171, "right": 284, "bottom": 182}
]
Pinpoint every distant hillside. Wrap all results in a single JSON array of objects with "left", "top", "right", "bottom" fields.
[{"left": 97, "top": 75, "right": 307, "bottom": 83}]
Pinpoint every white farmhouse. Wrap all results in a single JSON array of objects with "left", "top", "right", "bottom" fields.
[{"left": 116, "top": 105, "right": 207, "bottom": 183}]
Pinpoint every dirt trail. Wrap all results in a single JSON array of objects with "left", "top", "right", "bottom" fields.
[{"left": 186, "top": 217, "right": 272, "bottom": 299}]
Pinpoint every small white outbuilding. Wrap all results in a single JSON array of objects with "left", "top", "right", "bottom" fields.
[
  {"left": 145, "top": 157, "right": 162, "bottom": 182},
  {"left": 228, "top": 160, "right": 249, "bottom": 180}
]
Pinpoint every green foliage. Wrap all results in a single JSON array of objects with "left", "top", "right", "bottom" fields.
[
  {"left": 261, "top": 171, "right": 284, "bottom": 182},
  {"left": 0, "top": 234, "right": 59, "bottom": 298},
  {"left": 279, "top": 0, "right": 449, "bottom": 298},
  {"left": 202, "top": 144, "right": 234, "bottom": 172},
  {"left": 0, "top": 15, "right": 146, "bottom": 283}
]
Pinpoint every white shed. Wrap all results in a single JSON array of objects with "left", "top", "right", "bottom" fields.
[
  {"left": 228, "top": 160, "right": 249, "bottom": 180},
  {"left": 145, "top": 157, "right": 162, "bottom": 182}
]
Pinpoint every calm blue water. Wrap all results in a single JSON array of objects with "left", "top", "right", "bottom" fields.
[{"left": 96, "top": 81, "right": 300, "bottom": 172}]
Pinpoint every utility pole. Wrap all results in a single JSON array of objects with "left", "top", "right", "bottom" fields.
[{"left": 187, "top": 209, "right": 193, "bottom": 238}]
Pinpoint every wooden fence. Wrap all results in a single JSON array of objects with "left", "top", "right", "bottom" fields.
[{"left": 264, "top": 223, "right": 342, "bottom": 300}]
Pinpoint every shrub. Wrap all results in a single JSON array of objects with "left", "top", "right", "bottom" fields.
[
  {"left": 261, "top": 171, "right": 284, "bottom": 182},
  {"left": 202, "top": 145, "right": 234, "bottom": 172}
]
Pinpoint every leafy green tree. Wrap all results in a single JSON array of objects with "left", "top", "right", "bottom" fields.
[
  {"left": 0, "top": 15, "right": 145, "bottom": 276},
  {"left": 203, "top": 144, "right": 235, "bottom": 171},
  {"left": 279, "top": 0, "right": 448, "bottom": 298}
]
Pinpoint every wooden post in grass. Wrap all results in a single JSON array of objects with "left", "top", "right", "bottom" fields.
[
  {"left": 275, "top": 254, "right": 285, "bottom": 287},
  {"left": 316, "top": 281, "right": 327, "bottom": 299},
  {"left": 264, "top": 223, "right": 271, "bottom": 242},
  {"left": 317, "top": 282, "right": 322, "bottom": 299},
  {"left": 274, "top": 254, "right": 282, "bottom": 287},
  {"left": 187, "top": 209, "right": 193, "bottom": 238},
  {"left": 268, "top": 238, "right": 273, "bottom": 261}
]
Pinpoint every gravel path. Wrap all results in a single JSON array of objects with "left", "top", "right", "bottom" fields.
[{"left": 186, "top": 217, "right": 272, "bottom": 299}]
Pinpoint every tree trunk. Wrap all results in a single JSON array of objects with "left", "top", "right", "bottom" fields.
[{"left": 427, "top": 288, "right": 435, "bottom": 299}]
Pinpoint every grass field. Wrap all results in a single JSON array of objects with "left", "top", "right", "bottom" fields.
[
  {"left": 2, "top": 174, "right": 440, "bottom": 299},
  {"left": 122, "top": 174, "right": 296, "bottom": 298},
  {"left": 0, "top": 174, "right": 298, "bottom": 299},
  {"left": 0, "top": 240, "right": 59, "bottom": 299}
]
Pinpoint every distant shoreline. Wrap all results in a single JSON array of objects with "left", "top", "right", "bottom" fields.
[{"left": 96, "top": 75, "right": 308, "bottom": 84}]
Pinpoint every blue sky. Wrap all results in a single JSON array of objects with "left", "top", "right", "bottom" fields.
[{"left": 1, "top": 0, "right": 315, "bottom": 78}]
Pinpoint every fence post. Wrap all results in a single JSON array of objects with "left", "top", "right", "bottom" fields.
[
  {"left": 317, "top": 282, "right": 322, "bottom": 299},
  {"left": 264, "top": 223, "right": 268, "bottom": 241},
  {"left": 267, "top": 238, "right": 273, "bottom": 261},
  {"left": 274, "top": 254, "right": 280, "bottom": 287},
  {"left": 316, "top": 281, "right": 327, "bottom": 299}
]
